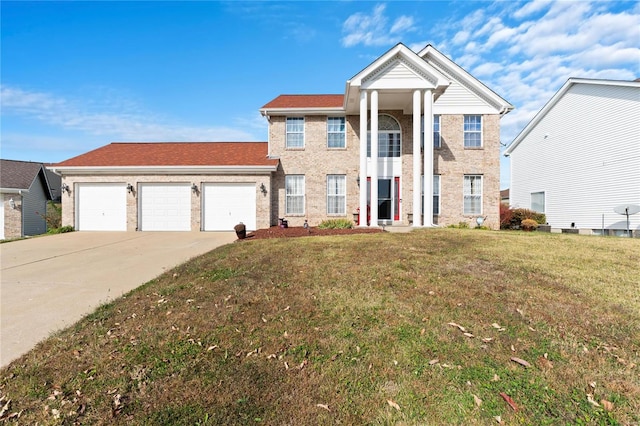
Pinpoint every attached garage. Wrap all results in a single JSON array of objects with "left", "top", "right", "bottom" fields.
[
  {"left": 203, "top": 183, "right": 256, "bottom": 231},
  {"left": 139, "top": 183, "right": 191, "bottom": 231},
  {"left": 77, "top": 183, "right": 127, "bottom": 231}
]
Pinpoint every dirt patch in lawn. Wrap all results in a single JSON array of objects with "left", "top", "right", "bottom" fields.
[{"left": 241, "top": 225, "right": 384, "bottom": 240}]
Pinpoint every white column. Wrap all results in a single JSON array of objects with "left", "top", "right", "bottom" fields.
[
  {"left": 370, "top": 90, "right": 379, "bottom": 227},
  {"left": 412, "top": 89, "right": 423, "bottom": 227},
  {"left": 359, "top": 90, "right": 368, "bottom": 227},
  {"left": 423, "top": 89, "right": 434, "bottom": 226}
]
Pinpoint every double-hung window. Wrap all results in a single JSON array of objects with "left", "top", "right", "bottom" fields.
[
  {"left": 463, "top": 175, "right": 482, "bottom": 215},
  {"left": 327, "top": 175, "right": 346, "bottom": 215},
  {"left": 463, "top": 115, "right": 482, "bottom": 148},
  {"left": 327, "top": 117, "right": 346, "bottom": 148},
  {"left": 531, "top": 191, "right": 545, "bottom": 213},
  {"left": 420, "top": 175, "right": 441, "bottom": 216},
  {"left": 286, "top": 117, "right": 304, "bottom": 149},
  {"left": 285, "top": 175, "right": 305, "bottom": 215},
  {"left": 421, "top": 115, "right": 441, "bottom": 149}
]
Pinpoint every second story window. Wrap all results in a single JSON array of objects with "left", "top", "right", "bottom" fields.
[
  {"left": 286, "top": 117, "right": 304, "bottom": 148},
  {"left": 463, "top": 115, "right": 482, "bottom": 148},
  {"left": 327, "top": 117, "right": 346, "bottom": 148},
  {"left": 367, "top": 114, "right": 401, "bottom": 158}
]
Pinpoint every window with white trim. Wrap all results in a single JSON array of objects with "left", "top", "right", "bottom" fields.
[
  {"left": 463, "top": 175, "right": 482, "bottom": 215},
  {"left": 531, "top": 191, "right": 545, "bottom": 213},
  {"left": 286, "top": 117, "right": 304, "bottom": 148},
  {"left": 420, "top": 175, "right": 441, "bottom": 216},
  {"left": 463, "top": 115, "right": 482, "bottom": 148},
  {"left": 367, "top": 114, "right": 401, "bottom": 157},
  {"left": 326, "top": 175, "right": 346, "bottom": 215},
  {"left": 421, "top": 115, "right": 441, "bottom": 149},
  {"left": 285, "top": 175, "right": 305, "bottom": 215},
  {"left": 327, "top": 117, "right": 346, "bottom": 148}
]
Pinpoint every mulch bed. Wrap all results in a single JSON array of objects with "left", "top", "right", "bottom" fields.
[{"left": 239, "top": 226, "right": 384, "bottom": 240}]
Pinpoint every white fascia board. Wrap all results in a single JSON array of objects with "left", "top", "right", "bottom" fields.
[
  {"left": 420, "top": 45, "right": 514, "bottom": 114},
  {"left": 51, "top": 165, "right": 278, "bottom": 176},
  {"left": 259, "top": 107, "right": 344, "bottom": 116}
]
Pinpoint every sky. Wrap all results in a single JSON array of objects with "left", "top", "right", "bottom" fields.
[{"left": 1, "top": 1, "right": 639, "bottom": 189}]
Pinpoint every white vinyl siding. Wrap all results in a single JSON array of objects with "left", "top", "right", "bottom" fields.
[
  {"left": 463, "top": 115, "right": 482, "bottom": 148},
  {"left": 327, "top": 175, "right": 346, "bottom": 215},
  {"left": 327, "top": 117, "right": 346, "bottom": 148},
  {"left": 285, "top": 175, "right": 305, "bottom": 215},
  {"left": 286, "top": 117, "right": 304, "bottom": 148},
  {"left": 508, "top": 82, "right": 640, "bottom": 231},
  {"left": 463, "top": 175, "right": 482, "bottom": 215}
]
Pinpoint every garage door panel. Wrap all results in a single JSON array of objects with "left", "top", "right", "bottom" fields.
[
  {"left": 140, "top": 184, "right": 191, "bottom": 231},
  {"left": 77, "top": 184, "right": 127, "bottom": 231},
  {"left": 204, "top": 183, "right": 256, "bottom": 231}
]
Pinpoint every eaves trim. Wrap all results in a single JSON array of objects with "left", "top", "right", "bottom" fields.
[
  {"left": 51, "top": 165, "right": 279, "bottom": 175},
  {"left": 260, "top": 107, "right": 345, "bottom": 116}
]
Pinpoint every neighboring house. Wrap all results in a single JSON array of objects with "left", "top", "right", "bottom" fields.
[
  {"left": 504, "top": 78, "right": 640, "bottom": 236},
  {"left": 0, "top": 159, "right": 55, "bottom": 239},
  {"left": 53, "top": 43, "right": 513, "bottom": 232},
  {"left": 500, "top": 189, "right": 510, "bottom": 205}
]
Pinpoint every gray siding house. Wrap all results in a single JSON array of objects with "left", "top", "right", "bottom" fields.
[{"left": 1, "top": 159, "right": 57, "bottom": 239}]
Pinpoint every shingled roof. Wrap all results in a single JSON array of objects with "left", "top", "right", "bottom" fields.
[
  {"left": 261, "top": 94, "right": 344, "bottom": 109},
  {"left": 54, "top": 142, "right": 279, "bottom": 168},
  {"left": 0, "top": 159, "right": 52, "bottom": 193}
]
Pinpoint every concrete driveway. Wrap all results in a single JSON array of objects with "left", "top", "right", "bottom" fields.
[{"left": 0, "top": 231, "right": 236, "bottom": 368}]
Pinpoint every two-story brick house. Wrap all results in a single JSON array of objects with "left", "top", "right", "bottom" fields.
[
  {"left": 53, "top": 43, "right": 512, "bottom": 232},
  {"left": 261, "top": 43, "right": 512, "bottom": 229}
]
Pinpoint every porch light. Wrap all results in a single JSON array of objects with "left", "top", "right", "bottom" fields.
[
  {"left": 191, "top": 183, "right": 199, "bottom": 193},
  {"left": 61, "top": 183, "right": 71, "bottom": 194},
  {"left": 9, "top": 198, "right": 16, "bottom": 209},
  {"left": 259, "top": 183, "right": 267, "bottom": 195},
  {"left": 356, "top": 176, "right": 360, "bottom": 186},
  {"left": 127, "top": 183, "right": 135, "bottom": 194}
]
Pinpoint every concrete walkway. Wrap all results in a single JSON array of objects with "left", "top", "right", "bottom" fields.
[{"left": 0, "top": 231, "right": 235, "bottom": 368}]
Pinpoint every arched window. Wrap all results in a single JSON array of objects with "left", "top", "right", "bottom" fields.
[{"left": 367, "top": 114, "right": 401, "bottom": 158}]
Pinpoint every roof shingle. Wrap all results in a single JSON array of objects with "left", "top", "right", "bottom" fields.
[
  {"left": 54, "top": 142, "right": 278, "bottom": 167},
  {"left": 0, "top": 159, "right": 46, "bottom": 190},
  {"left": 261, "top": 94, "right": 344, "bottom": 109}
]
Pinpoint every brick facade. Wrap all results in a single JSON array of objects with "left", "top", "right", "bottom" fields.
[
  {"left": 269, "top": 112, "right": 502, "bottom": 229},
  {"left": 2, "top": 194, "right": 23, "bottom": 239}
]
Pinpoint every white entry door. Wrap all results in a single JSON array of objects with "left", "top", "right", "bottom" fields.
[
  {"left": 203, "top": 183, "right": 256, "bottom": 231},
  {"left": 139, "top": 183, "right": 191, "bottom": 231},
  {"left": 77, "top": 183, "right": 127, "bottom": 231}
]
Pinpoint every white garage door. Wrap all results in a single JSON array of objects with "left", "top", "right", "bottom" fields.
[
  {"left": 203, "top": 183, "right": 256, "bottom": 231},
  {"left": 139, "top": 183, "right": 191, "bottom": 231},
  {"left": 77, "top": 183, "right": 127, "bottom": 231}
]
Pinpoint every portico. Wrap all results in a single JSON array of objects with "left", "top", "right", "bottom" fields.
[{"left": 345, "top": 43, "right": 450, "bottom": 227}]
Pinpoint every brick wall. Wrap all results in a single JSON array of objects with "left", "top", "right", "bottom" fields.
[
  {"left": 2, "top": 194, "right": 23, "bottom": 239},
  {"left": 270, "top": 112, "right": 502, "bottom": 229}
]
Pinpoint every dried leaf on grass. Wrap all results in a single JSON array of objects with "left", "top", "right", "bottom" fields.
[
  {"left": 499, "top": 392, "right": 518, "bottom": 411},
  {"left": 428, "top": 358, "right": 439, "bottom": 365},
  {"left": 448, "top": 322, "right": 467, "bottom": 332},
  {"left": 586, "top": 394, "right": 600, "bottom": 407},
  {"left": 387, "top": 399, "right": 401, "bottom": 411},
  {"left": 473, "top": 394, "right": 482, "bottom": 407},
  {"left": 601, "top": 399, "right": 614, "bottom": 411},
  {"left": 510, "top": 357, "right": 531, "bottom": 368},
  {"left": 316, "top": 403, "right": 330, "bottom": 411}
]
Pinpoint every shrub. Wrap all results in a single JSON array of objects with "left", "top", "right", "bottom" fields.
[
  {"left": 317, "top": 219, "right": 353, "bottom": 229},
  {"left": 47, "top": 225, "right": 74, "bottom": 234},
  {"left": 447, "top": 221, "right": 470, "bottom": 229},
  {"left": 521, "top": 219, "right": 539, "bottom": 231},
  {"left": 501, "top": 207, "right": 546, "bottom": 230}
]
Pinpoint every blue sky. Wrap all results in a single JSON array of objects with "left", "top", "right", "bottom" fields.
[{"left": 2, "top": 1, "right": 639, "bottom": 188}]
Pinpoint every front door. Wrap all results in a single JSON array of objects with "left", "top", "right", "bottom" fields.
[{"left": 367, "top": 177, "right": 400, "bottom": 223}]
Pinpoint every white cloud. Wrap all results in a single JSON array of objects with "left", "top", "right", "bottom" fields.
[
  {"left": 513, "top": 0, "right": 553, "bottom": 19},
  {"left": 341, "top": 3, "right": 415, "bottom": 47},
  {"left": 452, "top": 30, "right": 470, "bottom": 46},
  {"left": 0, "top": 85, "right": 263, "bottom": 153}
]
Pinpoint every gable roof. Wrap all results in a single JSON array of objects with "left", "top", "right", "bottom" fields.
[
  {"left": 504, "top": 78, "right": 640, "bottom": 156},
  {"left": 52, "top": 142, "right": 279, "bottom": 174},
  {"left": 0, "top": 159, "right": 54, "bottom": 199}
]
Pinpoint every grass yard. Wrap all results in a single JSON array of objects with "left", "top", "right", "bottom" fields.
[{"left": 1, "top": 229, "right": 638, "bottom": 425}]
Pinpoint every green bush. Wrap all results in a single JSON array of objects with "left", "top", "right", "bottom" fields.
[
  {"left": 503, "top": 208, "right": 546, "bottom": 230},
  {"left": 447, "top": 221, "right": 470, "bottom": 229},
  {"left": 317, "top": 218, "right": 353, "bottom": 229},
  {"left": 47, "top": 225, "right": 74, "bottom": 234}
]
